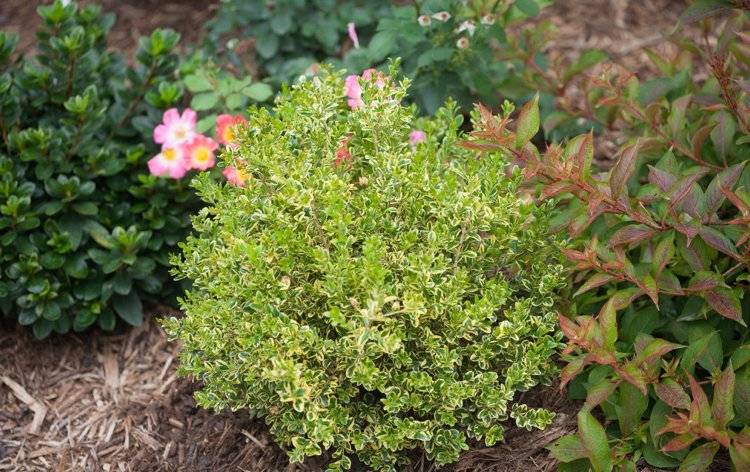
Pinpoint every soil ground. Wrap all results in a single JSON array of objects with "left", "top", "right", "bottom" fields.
[{"left": 1, "top": 0, "right": 690, "bottom": 471}]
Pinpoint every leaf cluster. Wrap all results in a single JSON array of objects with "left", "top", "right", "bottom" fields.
[
  {"left": 467, "top": 4, "right": 750, "bottom": 470},
  {"left": 164, "top": 69, "right": 567, "bottom": 471}
]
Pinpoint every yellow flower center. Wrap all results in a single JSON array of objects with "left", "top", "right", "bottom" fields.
[
  {"left": 163, "top": 148, "right": 177, "bottom": 161},
  {"left": 223, "top": 127, "right": 235, "bottom": 143},
  {"left": 194, "top": 147, "right": 210, "bottom": 163}
]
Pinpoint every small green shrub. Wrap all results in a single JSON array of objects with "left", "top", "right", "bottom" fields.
[
  {"left": 468, "top": 3, "right": 750, "bottom": 470},
  {"left": 165, "top": 69, "right": 566, "bottom": 471},
  {"left": 0, "top": 1, "right": 195, "bottom": 337},
  {"left": 204, "top": 0, "right": 391, "bottom": 83}
]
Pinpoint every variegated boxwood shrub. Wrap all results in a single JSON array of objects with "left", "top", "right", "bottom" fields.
[
  {"left": 164, "top": 69, "right": 566, "bottom": 471},
  {"left": 0, "top": 1, "right": 197, "bottom": 337}
]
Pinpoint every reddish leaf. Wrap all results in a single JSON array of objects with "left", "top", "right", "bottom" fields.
[
  {"left": 662, "top": 432, "right": 698, "bottom": 452},
  {"left": 704, "top": 163, "right": 745, "bottom": 218},
  {"left": 712, "top": 363, "right": 735, "bottom": 427},
  {"left": 698, "top": 226, "right": 740, "bottom": 259},
  {"left": 574, "top": 273, "right": 617, "bottom": 298},
  {"left": 721, "top": 186, "right": 750, "bottom": 214},
  {"left": 677, "top": 441, "right": 719, "bottom": 472},
  {"left": 635, "top": 338, "right": 683, "bottom": 365},
  {"left": 610, "top": 140, "right": 641, "bottom": 199},
  {"left": 609, "top": 288, "right": 644, "bottom": 310},
  {"left": 638, "top": 274, "right": 659, "bottom": 306},
  {"left": 667, "top": 171, "right": 709, "bottom": 214},
  {"left": 651, "top": 233, "right": 675, "bottom": 275},
  {"left": 584, "top": 378, "right": 619, "bottom": 410},
  {"left": 648, "top": 165, "right": 677, "bottom": 192},
  {"left": 687, "top": 271, "right": 724, "bottom": 292},
  {"left": 704, "top": 288, "right": 744, "bottom": 324},
  {"left": 688, "top": 374, "right": 711, "bottom": 426},
  {"left": 560, "top": 355, "right": 588, "bottom": 390},
  {"left": 691, "top": 123, "right": 716, "bottom": 162},
  {"left": 616, "top": 362, "right": 648, "bottom": 395},
  {"left": 541, "top": 181, "right": 577, "bottom": 199},
  {"left": 608, "top": 225, "right": 658, "bottom": 247},
  {"left": 655, "top": 379, "right": 691, "bottom": 410}
]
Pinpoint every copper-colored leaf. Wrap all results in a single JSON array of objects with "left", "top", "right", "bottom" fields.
[
  {"left": 712, "top": 363, "right": 735, "bottom": 428},
  {"left": 704, "top": 288, "right": 744, "bottom": 324},
  {"left": 655, "top": 379, "right": 691, "bottom": 410},
  {"left": 609, "top": 140, "right": 641, "bottom": 199},
  {"left": 608, "top": 224, "right": 658, "bottom": 247}
]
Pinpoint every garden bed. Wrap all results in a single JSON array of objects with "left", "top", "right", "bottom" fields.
[{"left": 1, "top": 1, "right": 719, "bottom": 471}]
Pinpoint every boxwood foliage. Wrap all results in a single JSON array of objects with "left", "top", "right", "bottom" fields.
[
  {"left": 165, "top": 69, "right": 566, "bottom": 471},
  {"left": 0, "top": 1, "right": 197, "bottom": 337}
]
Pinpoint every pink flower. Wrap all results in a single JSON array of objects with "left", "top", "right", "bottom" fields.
[
  {"left": 147, "top": 146, "right": 188, "bottom": 179},
  {"left": 409, "top": 130, "right": 427, "bottom": 146},
  {"left": 362, "top": 68, "right": 386, "bottom": 89},
  {"left": 347, "top": 22, "right": 360, "bottom": 49},
  {"left": 223, "top": 166, "right": 248, "bottom": 187},
  {"left": 344, "top": 74, "right": 364, "bottom": 109},
  {"left": 184, "top": 135, "right": 218, "bottom": 171},
  {"left": 215, "top": 114, "right": 247, "bottom": 148},
  {"left": 153, "top": 108, "right": 197, "bottom": 147}
]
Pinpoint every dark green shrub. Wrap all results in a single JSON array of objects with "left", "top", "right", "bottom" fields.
[
  {"left": 164, "top": 69, "right": 566, "bottom": 471},
  {"left": 468, "top": 3, "right": 750, "bottom": 470},
  {"left": 0, "top": 1, "right": 196, "bottom": 337},
  {"left": 204, "top": 0, "right": 391, "bottom": 84}
]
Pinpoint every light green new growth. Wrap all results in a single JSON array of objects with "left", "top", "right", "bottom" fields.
[{"left": 164, "top": 68, "right": 565, "bottom": 471}]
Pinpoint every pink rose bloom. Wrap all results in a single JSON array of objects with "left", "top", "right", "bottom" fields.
[
  {"left": 147, "top": 146, "right": 188, "bottom": 179},
  {"left": 153, "top": 108, "right": 197, "bottom": 147},
  {"left": 223, "top": 166, "right": 248, "bottom": 187},
  {"left": 347, "top": 22, "right": 360, "bottom": 49},
  {"left": 344, "top": 74, "right": 364, "bottom": 109},
  {"left": 184, "top": 135, "right": 219, "bottom": 171},
  {"left": 410, "top": 130, "right": 427, "bottom": 146},
  {"left": 215, "top": 114, "right": 247, "bottom": 148}
]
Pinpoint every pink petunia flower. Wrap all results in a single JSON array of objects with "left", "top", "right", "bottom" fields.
[
  {"left": 344, "top": 74, "right": 364, "bottom": 109},
  {"left": 147, "top": 146, "right": 188, "bottom": 179},
  {"left": 409, "top": 130, "right": 427, "bottom": 146},
  {"left": 216, "top": 114, "right": 247, "bottom": 148},
  {"left": 153, "top": 108, "right": 197, "bottom": 148},
  {"left": 223, "top": 166, "right": 248, "bottom": 187},
  {"left": 347, "top": 22, "right": 360, "bottom": 49},
  {"left": 184, "top": 135, "right": 218, "bottom": 171}
]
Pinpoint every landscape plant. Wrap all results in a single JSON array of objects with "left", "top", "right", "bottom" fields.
[
  {"left": 164, "top": 68, "right": 567, "bottom": 471},
  {"left": 466, "top": 2, "right": 750, "bottom": 470}
]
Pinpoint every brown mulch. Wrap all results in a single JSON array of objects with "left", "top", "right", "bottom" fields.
[
  {"left": 0, "top": 310, "right": 578, "bottom": 472},
  {"left": 0, "top": 0, "right": 218, "bottom": 58}
]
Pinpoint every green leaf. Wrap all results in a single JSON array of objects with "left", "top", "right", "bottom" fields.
[
  {"left": 711, "top": 362, "right": 735, "bottom": 427},
  {"left": 676, "top": 441, "right": 719, "bottom": 472},
  {"left": 183, "top": 74, "right": 212, "bottom": 93},
  {"left": 190, "top": 92, "right": 219, "bottom": 111},
  {"left": 514, "top": 0, "right": 541, "bottom": 17},
  {"left": 72, "top": 201, "right": 98, "bottom": 215},
  {"left": 367, "top": 31, "right": 396, "bottom": 62},
  {"left": 654, "top": 379, "right": 691, "bottom": 410},
  {"left": 710, "top": 110, "right": 736, "bottom": 159},
  {"left": 225, "top": 92, "right": 244, "bottom": 110},
  {"left": 697, "top": 225, "right": 739, "bottom": 259},
  {"left": 563, "top": 50, "right": 608, "bottom": 83},
  {"left": 112, "top": 292, "right": 143, "bottom": 326},
  {"left": 33, "top": 319, "right": 54, "bottom": 339},
  {"left": 515, "top": 93, "right": 540, "bottom": 150},
  {"left": 548, "top": 435, "right": 588, "bottom": 463},
  {"left": 618, "top": 382, "right": 648, "bottom": 436},
  {"left": 242, "top": 82, "right": 273, "bottom": 102},
  {"left": 577, "top": 410, "right": 613, "bottom": 472}
]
